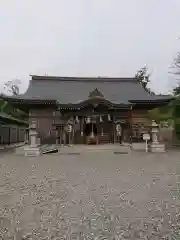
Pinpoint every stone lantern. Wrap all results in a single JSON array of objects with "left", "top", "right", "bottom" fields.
[
  {"left": 151, "top": 120, "right": 159, "bottom": 143},
  {"left": 29, "top": 121, "right": 39, "bottom": 147},
  {"left": 150, "top": 120, "right": 165, "bottom": 153},
  {"left": 24, "top": 121, "right": 41, "bottom": 157}
]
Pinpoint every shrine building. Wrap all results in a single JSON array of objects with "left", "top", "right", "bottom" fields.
[{"left": 2, "top": 75, "right": 173, "bottom": 145}]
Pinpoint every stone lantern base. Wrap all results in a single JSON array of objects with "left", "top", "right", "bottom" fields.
[
  {"left": 24, "top": 146, "right": 42, "bottom": 157},
  {"left": 150, "top": 142, "right": 165, "bottom": 153}
]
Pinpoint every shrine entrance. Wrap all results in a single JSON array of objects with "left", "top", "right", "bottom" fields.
[
  {"left": 84, "top": 122, "right": 98, "bottom": 145},
  {"left": 84, "top": 123, "right": 98, "bottom": 137},
  {"left": 58, "top": 94, "right": 132, "bottom": 145}
]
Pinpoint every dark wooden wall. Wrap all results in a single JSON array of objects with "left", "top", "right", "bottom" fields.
[
  {"left": 131, "top": 109, "right": 151, "bottom": 141},
  {"left": 0, "top": 125, "right": 26, "bottom": 145},
  {"left": 29, "top": 108, "right": 57, "bottom": 144},
  {"left": 29, "top": 106, "right": 152, "bottom": 144}
]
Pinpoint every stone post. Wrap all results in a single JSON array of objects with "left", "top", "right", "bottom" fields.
[{"left": 25, "top": 128, "right": 29, "bottom": 144}]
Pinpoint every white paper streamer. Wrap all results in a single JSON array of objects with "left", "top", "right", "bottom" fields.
[
  {"left": 86, "top": 117, "right": 91, "bottom": 124},
  {"left": 101, "top": 127, "right": 104, "bottom": 136},
  {"left": 75, "top": 116, "right": 79, "bottom": 123}
]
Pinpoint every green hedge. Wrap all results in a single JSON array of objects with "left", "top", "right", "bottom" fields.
[
  {"left": 174, "top": 105, "right": 180, "bottom": 118},
  {"left": 175, "top": 121, "right": 180, "bottom": 140}
]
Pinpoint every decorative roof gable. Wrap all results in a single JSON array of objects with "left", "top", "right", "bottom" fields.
[{"left": 88, "top": 88, "right": 104, "bottom": 99}]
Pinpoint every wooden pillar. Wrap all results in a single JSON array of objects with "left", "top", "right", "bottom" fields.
[
  {"left": 63, "top": 129, "right": 66, "bottom": 146},
  {"left": 27, "top": 129, "right": 30, "bottom": 144},
  {"left": 55, "top": 128, "right": 59, "bottom": 145},
  {"left": 129, "top": 106, "right": 133, "bottom": 144},
  {"left": 63, "top": 117, "right": 69, "bottom": 146},
  {"left": 17, "top": 127, "right": 19, "bottom": 143},
  {"left": 8, "top": 126, "right": 11, "bottom": 145},
  {"left": 0, "top": 125, "right": 3, "bottom": 144},
  {"left": 59, "top": 126, "right": 62, "bottom": 146},
  {"left": 72, "top": 120, "right": 75, "bottom": 145},
  {"left": 81, "top": 117, "right": 84, "bottom": 144},
  {"left": 23, "top": 128, "right": 26, "bottom": 143},
  {"left": 61, "top": 116, "right": 67, "bottom": 146},
  {"left": 113, "top": 115, "right": 116, "bottom": 144}
]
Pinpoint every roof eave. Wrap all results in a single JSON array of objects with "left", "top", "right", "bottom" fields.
[
  {"left": 0, "top": 113, "right": 28, "bottom": 125},
  {"left": 30, "top": 75, "right": 136, "bottom": 82},
  {"left": 1, "top": 96, "right": 57, "bottom": 105},
  {"left": 129, "top": 98, "right": 174, "bottom": 104},
  {"left": 57, "top": 99, "right": 133, "bottom": 110}
]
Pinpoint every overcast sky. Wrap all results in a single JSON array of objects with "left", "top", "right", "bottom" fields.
[{"left": 0, "top": 0, "right": 180, "bottom": 94}]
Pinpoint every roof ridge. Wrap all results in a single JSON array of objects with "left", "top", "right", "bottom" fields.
[{"left": 30, "top": 75, "right": 136, "bottom": 82}]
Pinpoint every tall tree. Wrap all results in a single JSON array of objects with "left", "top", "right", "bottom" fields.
[
  {"left": 173, "top": 52, "right": 180, "bottom": 76},
  {"left": 4, "top": 79, "right": 21, "bottom": 96},
  {"left": 173, "top": 85, "right": 180, "bottom": 97},
  {"left": 135, "top": 66, "right": 154, "bottom": 95},
  {"left": 171, "top": 50, "right": 180, "bottom": 97}
]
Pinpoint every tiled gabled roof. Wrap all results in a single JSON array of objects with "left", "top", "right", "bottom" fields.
[{"left": 3, "top": 75, "right": 173, "bottom": 105}]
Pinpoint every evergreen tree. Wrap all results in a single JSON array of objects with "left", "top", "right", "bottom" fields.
[
  {"left": 135, "top": 66, "right": 154, "bottom": 95},
  {"left": 172, "top": 49, "right": 180, "bottom": 97}
]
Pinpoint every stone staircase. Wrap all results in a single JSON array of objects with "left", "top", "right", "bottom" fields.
[
  {"left": 98, "top": 133, "right": 109, "bottom": 144},
  {"left": 86, "top": 134, "right": 110, "bottom": 145},
  {"left": 87, "top": 136, "right": 98, "bottom": 145}
]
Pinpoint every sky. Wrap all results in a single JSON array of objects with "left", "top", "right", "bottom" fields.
[{"left": 0, "top": 0, "right": 180, "bottom": 94}]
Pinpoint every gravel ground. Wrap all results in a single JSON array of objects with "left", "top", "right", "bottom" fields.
[{"left": 0, "top": 150, "right": 180, "bottom": 239}]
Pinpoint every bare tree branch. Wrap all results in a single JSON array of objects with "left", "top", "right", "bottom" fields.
[
  {"left": 4, "top": 79, "right": 21, "bottom": 96},
  {"left": 172, "top": 52, "right": 180, "bottom": 76},
  {"left": 170, "top": 48, "right": 180, "bottom": 96}
]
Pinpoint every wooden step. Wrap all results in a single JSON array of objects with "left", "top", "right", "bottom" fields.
[
  {"left": 86, "top": 136, "right": 98, "bottom": 145},
  {"left": 86, "top": 134, "right": 110, "bottom": 145},
  {"left": 98, "top": 134, "right": 109, "bottom": 144}
]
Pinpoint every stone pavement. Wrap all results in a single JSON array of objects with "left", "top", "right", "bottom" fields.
[
  {"left": 15, "top": 143, "right": 154, "bottom": 156},
  {"left": 16, "top": 143, "right": 131, "bottom": 156},
  {"left": 58, "top": 143, "right": 130, "bottom": 155},
  {"left": 0, "top": 149, "right": 180, "bottom": 239}
]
